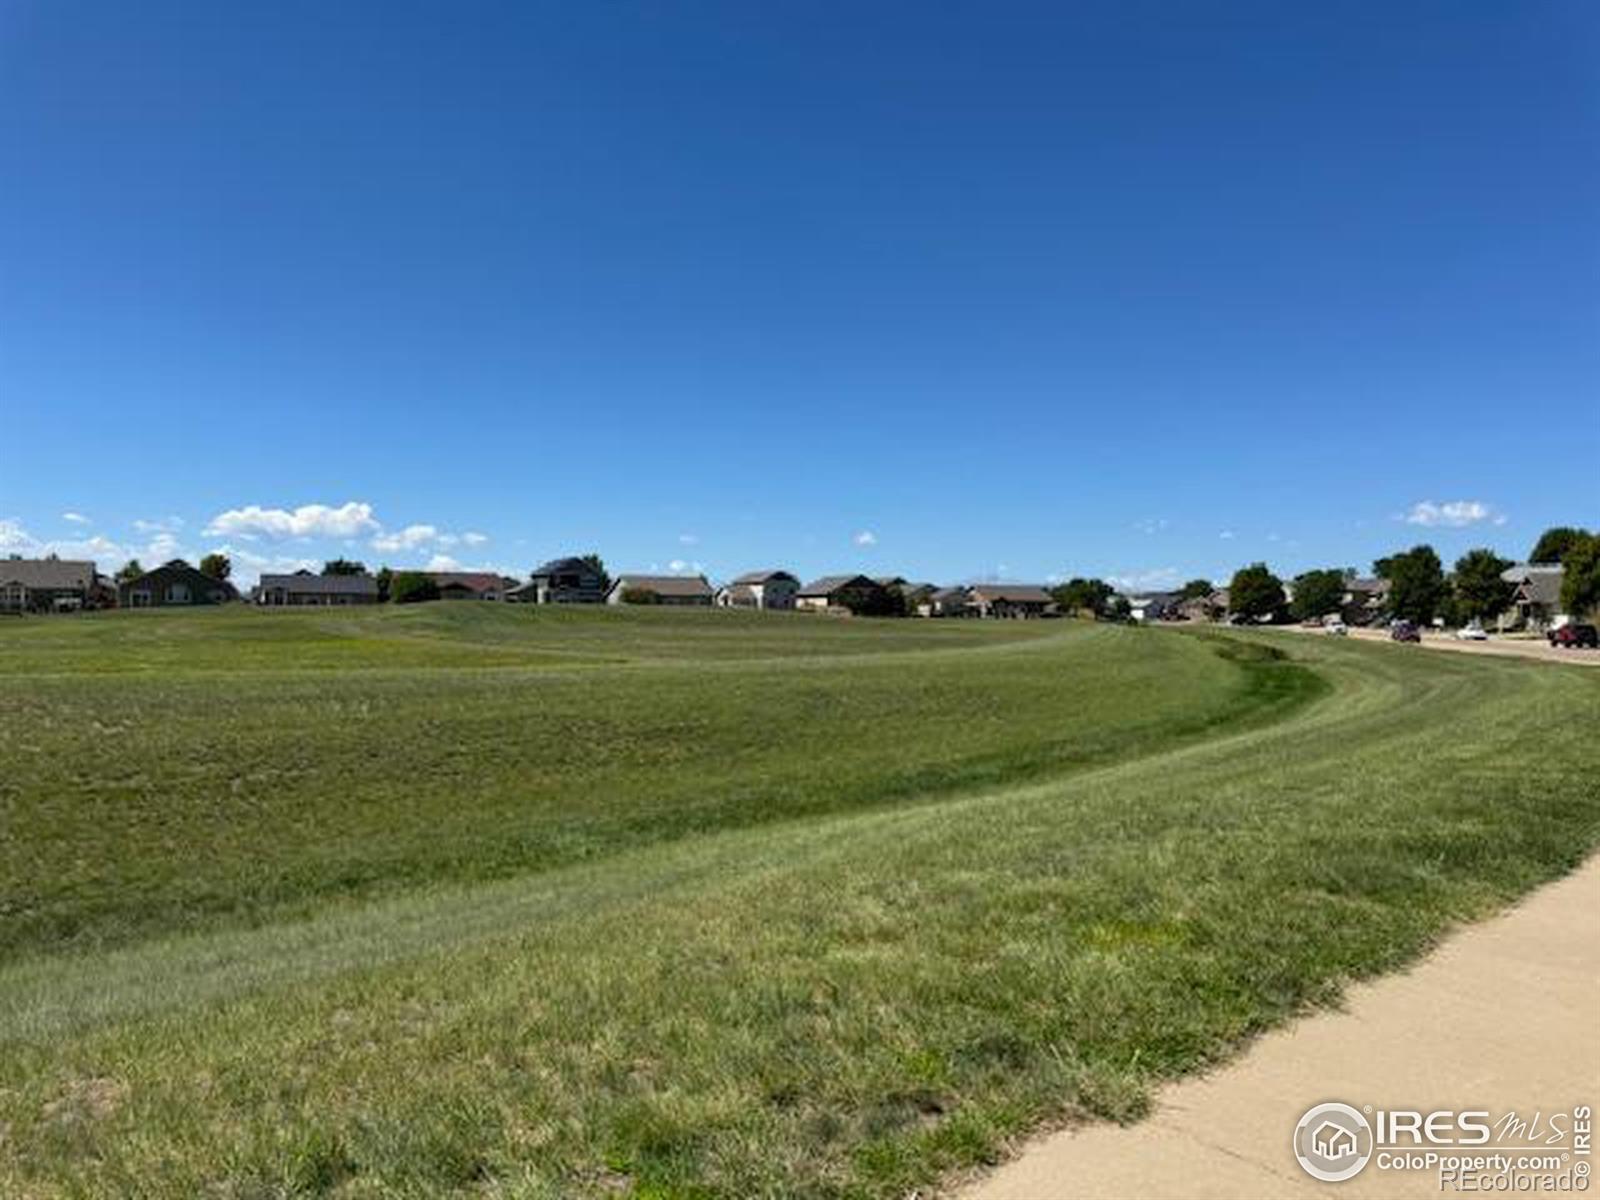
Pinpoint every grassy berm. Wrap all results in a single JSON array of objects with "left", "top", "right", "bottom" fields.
[{"left": 1, "top": 604, "right": 1596, "bottom": 1198}]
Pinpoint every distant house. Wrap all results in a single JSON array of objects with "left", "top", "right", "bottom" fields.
[
  {"left": 1340, "top": 577, "right": 1390, "bottom": 626},
  {"left": 920, "top": 586, "right": 972, "bottom": 618},
  {"left": 1502, "top": 564, "right": 1566, "bottom": 630},
  {"left": 118, "top": 560, "right": 238, "bottom": 608},
  {"left": 716, "top": 570, "right": 800, "bottom": 610},
  {"left": 0, "top": 556, "right": 98, "bottom": 613},
  {"left": 607, "top": 574, "right": 715, "bottom": 606},
  {"left": 256, "top": 570, "right": 380, "bottom": 606},
  {"left": 510, "top": 557, "right": 608, "bottom": 604},
  {"left": 1126, "top": 591, "right": 1181, "bottom": 622},
  {"left": 795, "top": 574, "right": 889, "bottom": 614},
  {"left": 967, "top": 583, "right": 1056, "bottom": 619},
  {"left": 427, "top": 572, "right": 516, "bottom": 601},
  {"left": 877, "top": 577, "right": 935, "bottom": 612},
  {"left": 1176, "top": 589, "right": 1227, "bottom": 623}
]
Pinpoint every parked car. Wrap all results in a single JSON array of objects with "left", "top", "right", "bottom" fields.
[
  {"left": 1323, "top": 617, "right": 1348, "bottom": 635},
  {"left": 1390, "top": 620, "right": 1422, "bottom": 643},
  {"left": 1548, "top": 623, "right": 1599, "bottom": 649},
  {"left": 1454, "top": 623, "right": 1488, "bottom": 641}
]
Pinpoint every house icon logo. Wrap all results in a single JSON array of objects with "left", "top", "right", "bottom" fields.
[
  {"left": 1294, "top": 1102, "right": 1374, "bottom": 1182},
  {"left": 1312, "top": 1121, "right": 1358, "bottom": 1160}
]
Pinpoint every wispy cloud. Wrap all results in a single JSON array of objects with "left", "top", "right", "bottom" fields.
[
  {"left": 1106, "top": 566, "right": 1181, "bottom": 594},
  {"left": 461, "top": 531, "right": 489, "bottom": 547},
  {"left": 371, "top": 523, "right": 439, "bottom": 552},
  {"left": 1219, "top": 530, "right": 1236, "bottom": 540},
  {"left": 853, "top": 530, "right": 878, "bottom": 547},
  {"left": 1133, "top": 517, "right": 1170, "bottom": 535},
  {"left": 206, "top": 501, "right": 378, "bottom": 540},
  {"left": 61, "top": 511, "right": 90, "bottom": 525},
  {"left": 678, "top": 533, "right": 699, "bottom": 546},
  {"left": 2, "top": 517, "right": 188, "bottom": 570},
  {"left": 1400, "top": 499, "right": 1505, "bottom": 528},
  {"left": 0, "top": 518, "right": 30, "bottom": 550},
  {"left": 133, "top": 516, "right": 185, "bottom": 534}
]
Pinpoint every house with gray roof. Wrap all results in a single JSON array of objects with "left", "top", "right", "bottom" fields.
[
  {"left": 919, "top": 586, "right": 973, "bottom": 617},
  {"left": 967, "top": 583, "right": 1056, "bottom": 619},
  {"left": 795, "top": 574, "right": 890, "bottom": 615},
  {"left": 0, "top": 556, "right": 99, "bottom": 613},
  {"left": 256, "top": 570, "right": 380, "bottom": 606},
  {"left": 1340, "top": 576, "right": 1390, "bottom": 625},
  {"left": 118, "top": 560, "right": 238, "bottom": 608},
  {"left": 1502, "top": 564, "right": 1566, "bottom": 630},
  {"left": 607, "top": 574, "right": 715, "bottom": 606},
  {"left": 716, "top": 570, "right": 800, "bottom": 610},
  {"left": 510, "top": 557, "right": 607, "bottom": 604}
]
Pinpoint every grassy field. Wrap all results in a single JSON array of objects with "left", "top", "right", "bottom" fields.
[{"left": 2, "top": 605, "right": 1597, "bottom": 1198}]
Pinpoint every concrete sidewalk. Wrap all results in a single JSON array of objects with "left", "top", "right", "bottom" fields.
[{"left": 962, "top": 858, "right": 1599, "bottom": 1199}]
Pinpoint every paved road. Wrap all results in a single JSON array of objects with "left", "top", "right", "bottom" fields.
[
  {"left": 961, "top": 857, "right": 1600, "bottom": 1198},
  {"left": 1296, "top": 624, "right": 1600, "bottom": 667}
]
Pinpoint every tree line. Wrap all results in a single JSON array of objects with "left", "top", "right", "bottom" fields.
[
  {"left": 1225, "top": 525, "right": 1600, "bottom": 626},
  {"left": 1044, "top": 524, "right": 1599, "bottom": 626}
]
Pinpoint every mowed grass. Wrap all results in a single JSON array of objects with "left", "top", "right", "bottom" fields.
[
  {"left": 0, "top": 606, "right": 1303, "bottom": 958},
  {"left": 1, "top": 608, "right": 1597, "bottom": 1198}
]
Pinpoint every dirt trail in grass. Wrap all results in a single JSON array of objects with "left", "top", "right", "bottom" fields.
[{"left": 963, "top": 853, "right": 1600, "bottom": 1199}]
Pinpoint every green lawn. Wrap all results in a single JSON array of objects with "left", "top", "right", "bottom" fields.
[{"left": 1, "top": 606, "right": 1596, "bottom": 1198}]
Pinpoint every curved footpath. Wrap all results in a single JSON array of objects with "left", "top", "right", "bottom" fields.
[{"left": 964, "top": 817, "right": 1599, "bottom": 1194}]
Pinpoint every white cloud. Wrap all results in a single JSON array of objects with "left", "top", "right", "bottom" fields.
[
  {"left": 678, "top": 533, "right": 699, "bottom": 546},
  {"left": 61, "top": 511, "right": 90, "bottom": 525},
  {"left": 146, "top": 532, "right": 182, "bottom": 560},
  {"left": 0, "top": 518, "right": 180, "bottom": 570},
  {"left": 133, "top": 516, "right": 185, "bottom": 534},
  {"left": 667, "top": 559, "right": 705, "bottom": 574},
  {"left": 426, "top": 554, "right": 462, "bottom": 572},
  {"left": 0, "top": 518, "right": 30, "bottom": 550},
  {"left": 1133, "top": 517, "right": 1170, "bottom": 535},
  {"left": 371, "top": 524, "right": 489, "bottom": 553},
  {"left": 1106, "top": 567, "right": 1182, "bottom": 594},
  {"left": 371, "top": 523, "right": 439, "bottom": 552},
  {"left": 1219, "top": 530, "right": 1236, "bottom": 540},
  {"left": 1401, "top": 499, "right": 1503, "bottom": 528},
  {"left": 210, "top": 544, "right": 319, "bottom": 587},
  {"left": 853, "top": 530, "right": 878, "bottom": 547},
  {"left": 206, "top": 501, "right": 379, "bottom": 540}
]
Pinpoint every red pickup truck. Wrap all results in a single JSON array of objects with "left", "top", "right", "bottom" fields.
[{"left": 1548, "top": 623, "right": 1599, "bottom": 649}]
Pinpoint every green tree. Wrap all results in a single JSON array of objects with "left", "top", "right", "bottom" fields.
[
  {"left": 198, "top": 552, "right": 232, "bottom": 581},
  {"left": 1559, "top": 533, "right": 1600, "bottom": 618},
  {"left": 1227, "top": 563, "right": 1286, "bottom": 623},
  {"left": 1179, "top": 578, "right": 1214, "bottom": 602},
  {"left": 1050, "top": 578, "right": 1114, "bottom": 618},
  {"left": 1376, "top": 545, "right": 1447, "bottom": 625},
  {"left": 1529, "top": 527, "right": 1590, "bottom": 565},
  {"left": 1289, "top": 569, "right": 1346, "bottom": 622},
  {"left": 579, "top": 554, "right": 611, "bottom": 595},
  {"left": 375, "top": 566, "right": 394, "bottom": 602},
  {"left": 322, "top": 558, "right": 367, "bottom": 576},
  {"left": 1451, "top": 548, "right": 1514, "bottom": 623},
  {"left": 115, "top": 559, "right": 144, "bottom": 583},
  {"left": 389, "top": 571, "right": 439, "bottom": 604}
]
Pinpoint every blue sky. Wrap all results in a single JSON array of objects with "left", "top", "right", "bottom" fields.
[{"left": 2, "top": 2, "right": 1596, "bottom": 589}]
